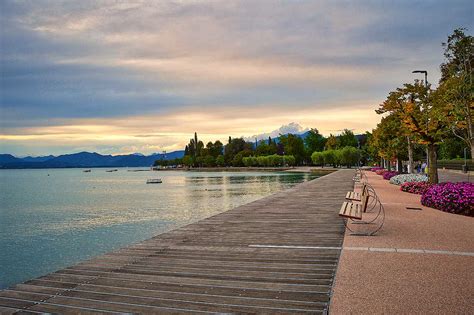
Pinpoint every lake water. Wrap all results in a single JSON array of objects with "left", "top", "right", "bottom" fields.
[{"left": 0, "top": 168, "right": 318, "bottom": 289}]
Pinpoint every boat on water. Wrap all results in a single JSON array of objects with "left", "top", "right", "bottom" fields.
[
  {"left": 106, "top": 169, "right": 118, "bottom": 172},
  {"left": 146, "top": 179, "right": 162, "bottom": 184},
  {"left": 83, "top": 169, "right": 91, "bottom": 173}
]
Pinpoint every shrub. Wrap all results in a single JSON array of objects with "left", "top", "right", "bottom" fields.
[
  {"left": 421, "top": 182, "right": 474, "bottom": 216},
  {"left": 323, "top": 150, "right": 337, "bottom": 166},
  {"left": 371, "top": 167, "right": 383, "bottom": 172},
  {"left": 383, "top": 171, "right": 399, "bottom": 180},
  {"left": 257, "top": 156, "right": 267, "bottom": 166},
  {"left": 338, "top": 146, "right": 360, "bottom": 167},
  {"left": 390, "top": 174, "right": 429, "bottom": 185},
  {"left": 375, "top": 169, "right": 387, "bottom": 175},
  {"left": 401, "top": 182, "right": 433, "bottom": 194},
  {"left": 285, "top": 155, "right": 296, "bottom": 166},
  {"left": 311, "top": 151, "right": 324, "bottom": 166}
]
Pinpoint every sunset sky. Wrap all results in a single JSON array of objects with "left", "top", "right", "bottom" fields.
[{"left": 1, "top": 0, "right": 472, "bottom": 156}]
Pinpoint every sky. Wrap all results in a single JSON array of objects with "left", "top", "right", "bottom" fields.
[{"left": 1, "top": 0, "right": 472, "bottom": 156}]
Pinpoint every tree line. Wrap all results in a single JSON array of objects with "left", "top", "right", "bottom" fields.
[
  {"left": 155, "top": 129, "right": 364, "bottom": 168},
  {"left": 369, "top": 28, "right": 472, "bottom": 183}
]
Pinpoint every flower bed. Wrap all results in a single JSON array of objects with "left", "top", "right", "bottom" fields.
[
  {"left": 421, "top": 182, "right": 474, "bottom": 216},
  {"left": 401, "top": 182, "right": 433, "bottom": 194},
  {"left": 375, "top": 169, "right": 387, "bottom": 175},
  {"left": 390, "top": 174, "right": 429, "bottom": 185},
  {"left": 370, "top": 167, "right": 384, "bottom": 172},
  {"left": 383, "top": 171, "right": 399, "bottom": 180}
]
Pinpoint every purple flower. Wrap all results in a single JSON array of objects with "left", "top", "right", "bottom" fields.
[
  {"left": 401, "top": 182, "right": 433, "bottom": 194},
  {"left": 421, "top": 182, "right": 474, "bottom": 216},
  {"left": 383, "top": 171, "right": 399, "bottom": 180}
]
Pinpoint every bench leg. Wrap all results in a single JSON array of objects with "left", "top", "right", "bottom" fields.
[{"left": 343, "top": 203, "right": 385, "bottom": 236}]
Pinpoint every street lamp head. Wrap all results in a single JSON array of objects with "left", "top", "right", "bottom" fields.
[{"left": 412, "top": 70, "right": 427, "bottom": 74}]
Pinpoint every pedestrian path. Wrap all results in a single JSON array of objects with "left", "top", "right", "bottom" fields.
[{"left": 330, "top": 171, "right": 474, "bottom": 314}]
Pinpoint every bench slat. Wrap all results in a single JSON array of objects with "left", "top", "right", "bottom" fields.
[
  {"left": 345, "top": 191, "right": 361, "bottom": 201},
  {"left": 339, "top": 202, "right": 363, "bottom": 220}
]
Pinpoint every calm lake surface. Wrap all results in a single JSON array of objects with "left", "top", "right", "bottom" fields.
[{"left": 0, "top": 168, "right": 318, "bottom": 289}]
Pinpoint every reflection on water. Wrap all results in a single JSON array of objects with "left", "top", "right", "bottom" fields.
[{"left": 0, "top": 169, "right": 317, "bottom": 289}]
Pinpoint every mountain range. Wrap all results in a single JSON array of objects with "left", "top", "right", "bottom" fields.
[{"left": 0, "top": 151, "right": 185, "bottom": 169}]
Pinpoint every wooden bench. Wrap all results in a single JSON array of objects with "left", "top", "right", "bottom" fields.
[
  {"left": 345, "top": 183, "right": 368, "bottom": 201},
  {"left": 339, "top": 194, "right": 369, "bottom": 220},
  {"left": 352, "top": 168, "right": 367, "bottom": 183},
  {"left": 339, "top": 181, "right": 385, "bottom": 236}
]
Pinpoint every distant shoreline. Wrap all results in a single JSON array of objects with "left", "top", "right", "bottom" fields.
[{"left": 0, "top": 166, "right": 338, "bottom": 174}]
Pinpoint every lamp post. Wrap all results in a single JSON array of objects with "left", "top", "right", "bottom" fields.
[
  {"left": 412, "top": 70, "right": 428, "bottom": 88},
  {"left": 412, "top": 70, "right": 429, "bottom": 172}
]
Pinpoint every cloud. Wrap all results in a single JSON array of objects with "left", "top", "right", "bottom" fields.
[
  {"left": 0, "top": 100, "right": 380, "bottom": 156},
  {"left": 0, "top": 0, "right": 472, "bottom": 155}
]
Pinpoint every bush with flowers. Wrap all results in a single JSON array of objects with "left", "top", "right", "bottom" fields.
[
  {"left": 370, "top": 167, "right": 384, "bottom": 172},
  {"left": 389, "top": 174, "right": 429, "bottom": 185},
  {"left": 400, "top": 182, "right": 433, "bottom": 194},
  {"left": 375, "top": 169, "right": 387, "bottom": 175},
  {"left": 383, "top": 171, "right": 399, "bottom": 180},
  {"left": 421, "top": 182, "right": 474, "bottom": 216}
]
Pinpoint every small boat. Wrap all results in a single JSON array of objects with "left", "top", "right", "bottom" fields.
[
  {"left": 106, "top": 169, "right": 118, "bottom": 172},
  {"left": 83, "top": 169, "right": 91, "bottom": 173},
  {"left": 146, "top": 179, "right": 162, "bottom": 184}
]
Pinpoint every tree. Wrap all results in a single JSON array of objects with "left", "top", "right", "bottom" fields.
[
  {"left": 202, "top": 155, "right": 216, "bottom": 167},
  {"left": 438, "top": 135, "right": 468, "bottom": 159},
  {"left": 212, "top": 140, "right": 224, "bottom": 157},
  {"left": 325, "top": 134, "right": 338, "bottom": 150},
  {"left": 224, "top": 138, "right": 251, "bottom": 164},
  {"left": 216, "top": 155, "right": 225, "bottom": 166},
  {"left": 370, "top": 113, "right": 409, "bottom": 171},
  {"left": 182, "top": 155, "right": 193, "bottom": 167},
  {"left": 338, "top": 146, "right": 360, "bottom": 168},
  {"left": 311, "top": 151, "right": 325, "bottom": 166},
  {"left": 438, "top": 28, "right": 473, "bottom": 160},
  {"left": 323, "top": 150, "right": 337, "bottom": 167},
  {"left": 279, "top": 133, "right": 306, "bottom": 165},
  {"left": 339, "top": 129, "right": 358, "bottom": 147},
  {"left": 378, "top": 82, "right": 448, "bottom": 182},
  {"left": 256, "top": 140, "right": 276, "bottom": 156},
  {"left": 285, "top": 155, "right": 296, "bottom": 166},
  {"left": 305, "top": 128, "right": 326, "bottom": 153}
]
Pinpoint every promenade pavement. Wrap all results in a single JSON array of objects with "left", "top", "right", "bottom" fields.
[{"left": 330, "top": 170, "right": 474, "bottom": 314}]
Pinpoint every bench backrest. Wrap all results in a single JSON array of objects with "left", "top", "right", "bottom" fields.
[
  {"left": 361, "top": 194, "right": 370, "bottom": 213},
  {"left": 361, "top": 183, "right": 368, "bottom": 196}
]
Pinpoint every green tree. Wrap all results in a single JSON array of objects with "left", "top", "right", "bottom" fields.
[
  {"left": 325, "top": 134, "right": 338, "bottom": 150},
  {"left": 279, "top": 134, "right": 306, "bottom": 165},
  {"left": 285, "top": 155, "right": 296, "bottom": 166},
  {"left": 438, "top": 135, "right": 469, "bottom": 159},
  {"left": 232, "top": 151, "right": 245, "bottom": 166},
  {"left": 339, "top": 129, "right": 358, "bottom": 147},
  {"left": 207, "top": 140, "right": 223, "bottom": 158},
  {"left": 202, "top": 155, "right": 216, "bottom": 167},
  {"left": 323, "top": 150, "right": 337, "bottom": 167},
  {"left": 305, "top": 128, "right": 326, "bottom": 153},
  {"left": 438, "top": 28, "right": 473, "bottom": 160},
  {"left": 224, "top": 138, "right": 252, "bottom": 165},
  {"left": 182, "top": 155, "right": 193, "bottom": 167},
  {"left": 215, "top": 155, "right": 225, "bottom": 166},
  {"left": 377, "top": 82, "right": 448, "bottom": 182},
  {"left": 338, "top": 146, "right": 360, "bottom": 168},
  {"left": 311, "top": 151, "right": 325, "bottom": 166},
  {"left": 370, "top": 113, "right": 409, "bottom": 171}
]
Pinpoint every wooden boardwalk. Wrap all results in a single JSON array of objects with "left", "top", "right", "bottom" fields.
[{"left": 0, "top": 170, "right": 354, "bottom": 314}]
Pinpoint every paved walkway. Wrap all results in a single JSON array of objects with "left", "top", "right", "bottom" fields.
[
  {"left": 439, "top": 168, "right": 472, "bottom": 183},
  {"left": 0, "top": 170, "right": 354, "bottom": 314},
  {"left": 330, "top": 171, "right": 474, "bottom": 314}
]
